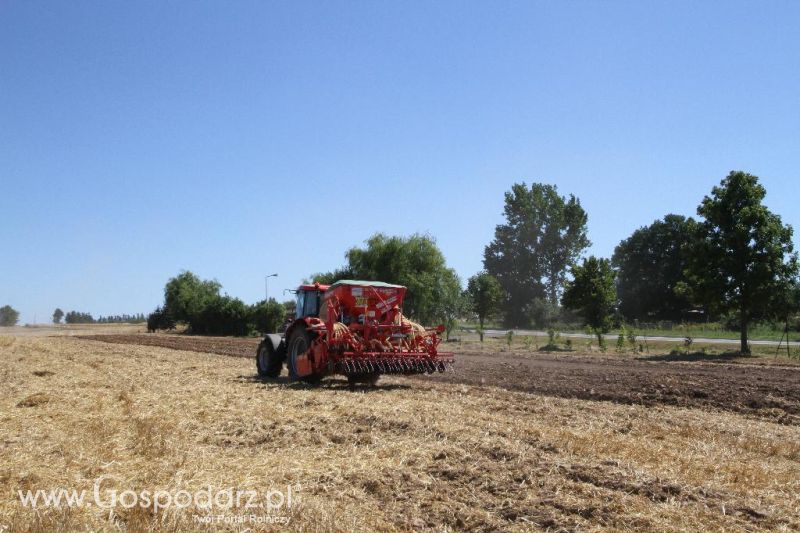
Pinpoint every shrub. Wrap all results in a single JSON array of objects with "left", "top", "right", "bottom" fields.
[
  {"left": 147, "top": 307, "right": 176, "bottom": 333},
  {"left": 626, "top": 330, "right": 637, "bottom": 353},
  {"left": 248, "top": 299, "right": 286, "bottom": 334},
  {"left": 192, "top": 296, "right": 249, "bottom": 336}
]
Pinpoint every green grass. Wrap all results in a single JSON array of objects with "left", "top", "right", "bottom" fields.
[
  {"left": 606, "top": 323, "right": 794, "bottom": 342},
  {"left": 455, "top": 331, "right": 800, "bottom": 361},
  {"left": 458, "top": 321, "right": 796, "bottom": 342}
]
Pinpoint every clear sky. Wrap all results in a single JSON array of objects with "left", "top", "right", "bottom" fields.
[{"left": 2, "top": 1, "right": 799, "bottom": 324}]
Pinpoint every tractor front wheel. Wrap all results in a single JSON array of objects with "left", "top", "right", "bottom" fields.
[{"left": 287, "top": 327, "right": 320, "bottom": 384}]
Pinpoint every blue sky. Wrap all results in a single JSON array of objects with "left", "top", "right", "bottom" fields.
[{"left": 2, "top": 1, "right": 799, "bottom": 324}]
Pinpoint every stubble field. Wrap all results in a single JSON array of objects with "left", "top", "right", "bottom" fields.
[{"left": 1, "top": 332, "right": 799, "bottom": 531}]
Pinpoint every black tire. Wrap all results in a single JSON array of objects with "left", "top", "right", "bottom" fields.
[
  {"left": 287, "top": 327, "right": 320, "bottom": 384},
  {"left": 256, "top": 339, "right": 284, "bottom": 378}
]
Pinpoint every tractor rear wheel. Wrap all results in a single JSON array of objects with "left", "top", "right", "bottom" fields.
[
  {"left": 256, "top": 339, "right": 283, "bottom": 378},
  {"left": 287, "top": 327, "right": 320, "bottom": 384}
]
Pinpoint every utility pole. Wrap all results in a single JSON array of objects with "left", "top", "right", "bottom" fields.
[{"left": 265, "top": 273, "right": 278, "bottom": 302}]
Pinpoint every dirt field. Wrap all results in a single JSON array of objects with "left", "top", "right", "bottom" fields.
[
  {"left": 0, "top": 323, "right": 144, "bottom": 338},
  {"left": 2, "top": 334, "right": 799, "bottom": 531},
  {"left": 80, "top": 334, "right": 800, "bottom": 425}
]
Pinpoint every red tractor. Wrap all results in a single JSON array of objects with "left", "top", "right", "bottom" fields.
[{"left": 256, "top": 280, "right": 454, "bottom": 385}]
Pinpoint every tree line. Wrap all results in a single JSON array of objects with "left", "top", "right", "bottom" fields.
[
  {"left": 147, "top": 271, "right": 286, "bottom": 336},
  {"left": 0, "top": 306, "right": 147, "bottom": 326},
  {"left": 472, "top": 171, "right": 798, "bottom": 354},
  {"left": 312, "top": 170, "right": 800, "bottom": 354},
  {"left": 52, "top": 309, "right": 147, "bottom": 324},
  {"left": 144, "top": 170, "right": 797, "bottom": 354}
]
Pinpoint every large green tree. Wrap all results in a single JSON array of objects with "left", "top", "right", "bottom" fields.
[
  {"left": 0, "top": 305, "right": 20, "bottom": 327},
  {"left": 315, "top": 233, "right": 462, "bottom": 326},
  {"left": 484, "top": 182, "right": 589, "bottom": 327},
  {"left": 466, "top": 272, "right": 503, "bottom": 340},
  {"left": 52, "top": 308, "right": 64, "bottom": 324},
  {"left": 682, "top": 171, "right": 799, "bottom": 354},
  {"left": 163, "top": 271, "right": 222, "bottom": 324},
  {"left": 561, "top": 257, "right": 617, "bottom": 345},
  {"left": 612, "top": 214, "right": 696, "bottom": 321}
]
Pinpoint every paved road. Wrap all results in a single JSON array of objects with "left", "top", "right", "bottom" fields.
[{"left": 480, "top": 329, "right": 800, "bottom": 347}]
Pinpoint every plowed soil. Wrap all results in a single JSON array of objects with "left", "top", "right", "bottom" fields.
[{"left": 78, "top": 334, "right": 800, "bottom": 425}]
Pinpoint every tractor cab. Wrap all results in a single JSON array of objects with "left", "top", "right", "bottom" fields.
[{"left": 294, "top": 284, "right": 329, "bottom": 319}]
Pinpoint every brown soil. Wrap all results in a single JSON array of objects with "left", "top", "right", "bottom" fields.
[
  {"left": 79, "top": 333, "right": 260, "bottom": 358},
  {"left": 421, "top": 349, "right": 800, "bottom": 425},
  {"left": 78, "top": 334, "right": 800, "bottom": 425}
]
